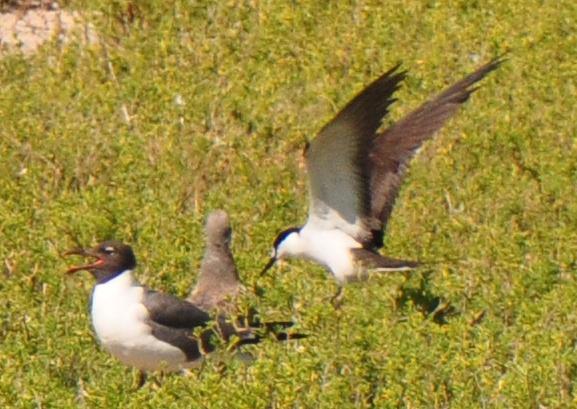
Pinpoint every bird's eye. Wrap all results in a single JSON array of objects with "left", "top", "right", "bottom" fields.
[{"left": 103, "top": 246, "right": 115, "bottom": 254}]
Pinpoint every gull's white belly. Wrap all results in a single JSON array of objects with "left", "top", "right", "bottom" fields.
[{"left": 91, "top": 272, "right": 193, "bottom": 372}]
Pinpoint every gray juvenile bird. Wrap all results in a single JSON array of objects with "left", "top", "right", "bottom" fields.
[{"left": 188, "top": 210, "right": 243, "bottom": 312}]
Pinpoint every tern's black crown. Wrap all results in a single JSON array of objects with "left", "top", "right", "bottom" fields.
[{"left": 273, "top": 227, "right": 301, "bottom": 250}]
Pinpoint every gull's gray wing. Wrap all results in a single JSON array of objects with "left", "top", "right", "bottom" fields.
[
  {"left": 368, "top": 57, "right": 503, "bottom": 248},
  {"left": 143, "top": 289, "right": 212, "bottom": 329},
  {"left": 305, "top": 65, "right": 406, "bottom": 242},
  {"left": 143, "top": 291, "right": 253, "bottom": 361}
]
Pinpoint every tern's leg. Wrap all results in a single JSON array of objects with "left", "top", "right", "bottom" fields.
[
  {"left": 330, "top": 286, "right": 345, "bottom": 309},
  {"left": 215, "top": 360, "right": 228, "bottom": 379},
  {"left": 134, "top": 370, "right": 147, "bottom": 390}
]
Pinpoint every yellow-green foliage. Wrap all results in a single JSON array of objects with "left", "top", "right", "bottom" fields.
[{"left": 1, "top": 0, "right": 576, "bottom": 407}]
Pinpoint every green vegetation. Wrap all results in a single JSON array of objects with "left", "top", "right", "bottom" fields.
[{"left": 1, "top": 0, "right": 576, "bottom": 407}]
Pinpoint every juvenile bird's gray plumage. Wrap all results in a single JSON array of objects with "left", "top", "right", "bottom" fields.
[
  {"left": 262, "top": 57, "right": 503, "bottom": 287},
  {"left": 188, "top": 210, "right": 243, "bottom": 312}
]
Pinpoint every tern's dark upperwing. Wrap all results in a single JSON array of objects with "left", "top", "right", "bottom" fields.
[{"left": 367, "top": 57, "right": 504, "bottom": 248}]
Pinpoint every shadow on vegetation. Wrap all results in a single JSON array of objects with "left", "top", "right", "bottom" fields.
[{"left": 394, "top": 271, "right": 458, "bottom": 325}]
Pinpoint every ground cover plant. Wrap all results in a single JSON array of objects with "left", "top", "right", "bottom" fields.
[{"left": 1, "top": 0, "right": 576, "bottom": 407}]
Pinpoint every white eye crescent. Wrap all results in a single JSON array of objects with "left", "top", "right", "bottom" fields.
[{"left": 104, "top": 246, "right": 115, "bottom": 253}]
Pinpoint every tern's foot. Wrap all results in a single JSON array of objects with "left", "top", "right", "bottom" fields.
[
  {"left": 133, "top": 370, "right": 147, "bottom": 390},
  {"left": 330, "top": 287, "right": 345, "bottom": 310}
]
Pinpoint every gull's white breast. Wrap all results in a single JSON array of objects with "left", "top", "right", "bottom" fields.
[{"left": 91, "top": 270, "right": 191, "bottom": 371}]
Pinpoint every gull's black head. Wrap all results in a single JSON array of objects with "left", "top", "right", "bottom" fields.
[
  {"left": 260, "top": 227, "right": 301, "bottom": 276},
  {"left": 64, "top": 240, "right": 137, "bottom": 284}
]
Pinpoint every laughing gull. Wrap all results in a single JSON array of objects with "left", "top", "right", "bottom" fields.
[
  {"left": 65, "top": 220, "right": 303, "bottom": 376},
  {"left": 261, "top": 57, "right": 503, "bottom": 288}
]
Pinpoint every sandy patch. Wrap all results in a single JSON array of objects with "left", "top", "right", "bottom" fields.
[{"left": 0, "top": 2, "right": 94, "bottom": 55}]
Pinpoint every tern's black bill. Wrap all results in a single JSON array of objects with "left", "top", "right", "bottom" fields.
[{"left": 260, "top": 257, "right": 276, "bottom": 276}]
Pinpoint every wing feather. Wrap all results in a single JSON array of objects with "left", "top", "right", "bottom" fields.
[
  {"left": 368, "top": 57, "right": 504, "bottom": 248},
  {"left": 306, "top": 66, "right": 405, "bottom": 241},
  {"left": 143, "top": 290, "right": 212, "bottom": 329}
]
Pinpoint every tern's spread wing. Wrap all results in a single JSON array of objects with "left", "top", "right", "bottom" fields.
[
  {"left": 368, "top": 57, "right": 503, "bottom": 248},
  {"left": 305, "top": 66, "right": 405, "bottom": 242}
]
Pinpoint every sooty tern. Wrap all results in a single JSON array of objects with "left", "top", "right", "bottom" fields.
[
  {"left": 65, "top": 213, "right": 303, "bottom": 377},
  {"left": 262, "top": 57, "right": 503, "bottom": 286}
]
